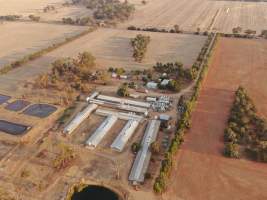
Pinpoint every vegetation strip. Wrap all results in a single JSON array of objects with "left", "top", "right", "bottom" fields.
[
  {"left": 0, "top": 28, "right": 95, "bottom": 75},
  {"left": 153, "top": 33, "right": 218, "bottom": 193},
  {"left": 224, "top": 87, "right": 267, "bottom": 162}
]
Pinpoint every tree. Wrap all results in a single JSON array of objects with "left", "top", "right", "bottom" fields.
[
  {"left": 174, "top": 24, "right": 180, "bottom": 33},
  {"left": 153, "top": 176, "right": 166, "bottom": 193},
  {"left": 224, "top": 142, "right": 239, "bottom": 158},
  {"left": 141, "top": 0, "right": 147, "bottom": 5},
  {"left": 261, "top": 30, "right": 267, "bottom": 38},
  {"left": 131, "top": 34, "right": 150, "bottom": 62},
  {"left": 244, "top": 29, "right": 256, "bottom": 36},
  {"left": 76, "top": 51, "right": 96, "bottom": 69},
  {"left": 53, "top": 143, "right": 76, "bottom": 171},
  {"left": 131, "top": 142, "right": 141, "bottom": 154},
  {"left": 151, "top": 141, "right": 160, "bottom": 154},
  {"left": 29, "top": 14, "right": 40, "bottom": 22},
  {"left": 117, "top": 85, "right": 129, "bottom": 97},
  {"left": 167, "top": 80, "right": 181, "bottom": 92},
  {"left": 232, "top": 26, "right": 242, "bottom": 34}
]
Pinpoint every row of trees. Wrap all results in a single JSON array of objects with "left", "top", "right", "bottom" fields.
[
  {"left": 128, "top": 24, "right": 182, "bottom": 34},
  {"left": 224, "top": 87, "right": 267, "bottom": 162},
  {"left": 153, "top": 33, "right": 217, "bottom": 193},
  {"left": 0, "top": 15, "right": 21, "bottom": 21},
  {"left": 62, "top": 17, "right": 93, "bottom": 26},
  {"left": 131, "top": 34, "right": 151, "bottom": 62}
]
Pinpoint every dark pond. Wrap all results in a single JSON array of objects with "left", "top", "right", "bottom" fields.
[
  {"left": 5, "top": 100, "right": 30, "bottom": 112},
  {"left": 0, "top": 120, "right": 30, "bottom": 135},
  {"left": 23, "top": 104, "right": 57, "bottom": 118},
  {"left": 71, "top": 185, "right": 119, "bottom": 200},
  {"left": 0, "top": 94, "right": 11, "bottom": 105}
]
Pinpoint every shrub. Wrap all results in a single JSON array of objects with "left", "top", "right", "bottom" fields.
[
  {"left": 131, "top": 142, "right": 141, "bottom": 154},
  {"left": 224, "top": 142, "right": 240, "bottom": 158}
]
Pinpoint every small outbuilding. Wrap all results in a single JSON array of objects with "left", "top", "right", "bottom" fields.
[
  {"left": 146, "top": 82, "right": 158, "bottom": 89},
  {"left": 159, "top": 114, "right": 171, "bottom": 121},
  {"left": 161, "top": 79, "right": 170, "bottom": 86}
]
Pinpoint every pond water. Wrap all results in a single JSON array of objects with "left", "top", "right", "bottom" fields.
[
  {"left": 71, "top": 185, "right": 119, "bottom": 200},
  {"left": 23, "top": 103, "right": 57, "bottom": 118},
  {"left": 0, "top": 120, "right": 30, "bottom": 135}
]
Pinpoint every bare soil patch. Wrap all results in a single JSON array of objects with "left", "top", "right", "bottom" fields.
[{"left": 164, "top": 37, "right": 267, "bottom": 200}]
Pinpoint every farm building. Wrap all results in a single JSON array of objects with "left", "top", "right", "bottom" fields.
[
  {"left": 96, "top": 94, "right": 151, "bottom": 108},
  {"left": 63, "top": 104, "right": 98, "bottom": 135},
  {"left": 111, "top": 120, "right": 139, "bottom": 152},
  {"left": 96, "top": 109, "right": 144, "bottom": 122},
  {"left": 146, "top": 82, "right": 158, "bottom": 89},
  {"left": 89, "top": 98, "right": 149, "bottom": 115},
  {"left": 86, "top": 92, "right": 99, "bottom": 102},
  {"left": 146, "top": 97, "right": 157, "bottom": 102},
  {"left": 129, "top": 120, "right": 161, "bottom": 184},
  {"left": 85, "top": 115, "right": 118, "bottom": 149},
  {"left": 159, "top": 114, "right": 171, "bottom": 121},
  {"left": 161, "top": 79, "right": 170, "bottom": 86}
]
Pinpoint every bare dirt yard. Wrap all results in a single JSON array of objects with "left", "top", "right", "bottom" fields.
[
  {"left": 163, "top": 37, "right": 267, "bottom": 200},
  {"left": 0, "top": 28, "right": 206, "bottom": 96},
  {"left": 0, "top": 22, "right": 87, "bottom": 68},
  {"left": 122, "top": 0, "right": 267, "bottom": 34}
]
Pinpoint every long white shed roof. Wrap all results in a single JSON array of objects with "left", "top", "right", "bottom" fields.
[
  {"left": 63, "top": 104, "right": 98, "bottom": 135},
  {"left": 111, "top": 120, "right": 139, "bottom": 152},
  {"left": 85, "top": 115, "right": 117, "bottom": 149},
  {"left": 89, "top": 99, "right": 148, "bottom": 114},
  {"left": 96, "top": 95, "right": 151, "bottom": 108},
  {"left": 129, "top": 120, "right": 161, "bottom": 183},
  {"left": 96, "top": 109, "right": 143, "bottom": 122}
]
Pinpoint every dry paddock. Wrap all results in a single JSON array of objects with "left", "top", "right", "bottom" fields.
[
  {"left": 122, "top": 0, "right": 267, "bottom": 34},
  {"left": 0, "top": 28, "right": 206, "bottom": 96},
  {"left": 0, "top": 21, "right": 87, "bottom": 68},
  {"left": 0, "top": 0, "right": 64, "bottom": 15},
  {"left": 163, "top": 37, "right": 267, "bottom": 200}
]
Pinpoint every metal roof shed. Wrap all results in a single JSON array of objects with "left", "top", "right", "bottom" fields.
[
  {"left": 96, "top": 95, "right": 151, "bottom": 108},
  {"left": 159, "top": 114, "right": 171, "bottom": 121},
  {"left": 63, "top": 104, "right": 97, "bottom": 135},
  {"left": 85, "top": 115, "right": 117, "bottom": 149},
  {"left": 129, "top": 120, "right": 161, "bottom": 184},
  {"left": 111, "top": 120, "right": 139, "bottom": 152}
]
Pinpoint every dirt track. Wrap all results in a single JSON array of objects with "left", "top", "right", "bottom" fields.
[{"left": 164, "top": 37, "right": 267, "bottom": 200}]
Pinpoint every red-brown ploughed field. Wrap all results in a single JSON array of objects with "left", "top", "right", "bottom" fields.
[{"left": 164, "top": 37, "right": 267, "bottom": 200}]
